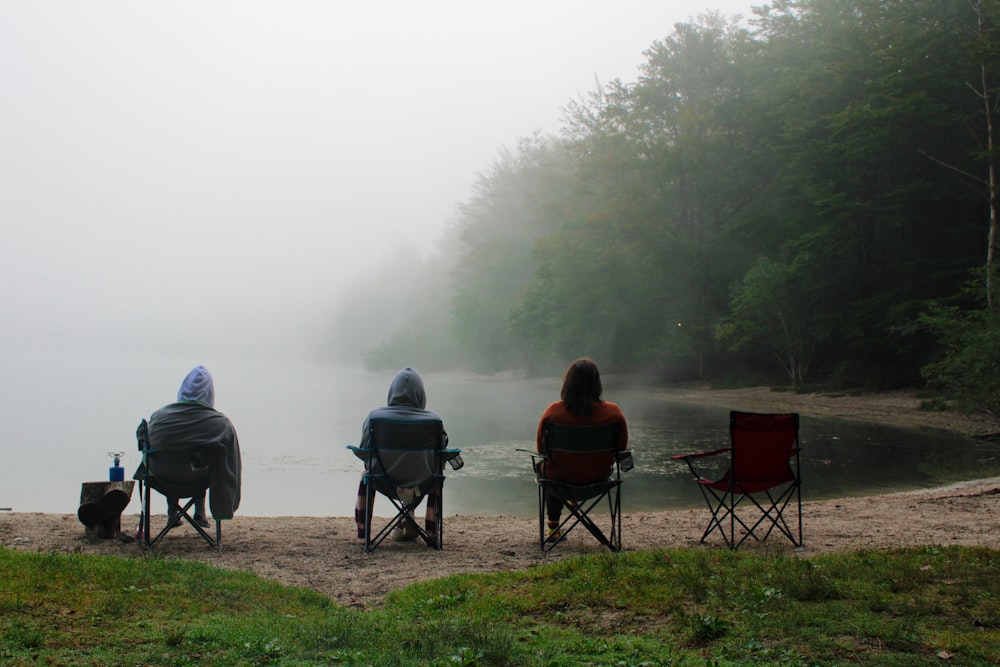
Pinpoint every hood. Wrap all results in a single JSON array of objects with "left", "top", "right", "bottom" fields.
[
  {"left": 385, "top": 367, "right": 426, "bottom": 409},
  {"left": 177, "top": 365, "right": 215, "bottom": 408}
]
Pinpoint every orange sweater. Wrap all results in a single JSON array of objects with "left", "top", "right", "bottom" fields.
[{"left": 535, "top": 400, "right": 629, "bottom": 484}]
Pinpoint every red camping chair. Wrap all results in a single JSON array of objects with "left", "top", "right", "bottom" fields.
[{"left": 672, "top": 411, "right": 802, "bottom": 550}]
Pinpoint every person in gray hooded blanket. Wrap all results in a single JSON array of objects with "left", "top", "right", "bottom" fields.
[
  {"left": 354, "top": 367, "right": 448, "bottom": 542},
  {"left": 135, "top": 366, "right": 242, "bottom": 526}
]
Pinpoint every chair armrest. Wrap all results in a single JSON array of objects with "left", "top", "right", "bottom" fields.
[
  {"left": 615, "top": 450, "right": 634, "bottom": 472},
  {"left": 516, "top": 448, "right": 546, "bottom": 475},
  {"left": 671, "top": 447, "right": 729, "bottom": 461},
  {"left": 345, "top": 445, "right": 370, "bottom": 461}
]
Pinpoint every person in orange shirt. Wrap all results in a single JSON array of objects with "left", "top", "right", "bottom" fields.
[{"left": 535, "top": 357, "right": 628, "bottom": 542}]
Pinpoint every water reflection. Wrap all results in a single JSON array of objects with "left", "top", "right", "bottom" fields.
[{"left": 443, "top": 387, "right": 1000, "bottom": 517}]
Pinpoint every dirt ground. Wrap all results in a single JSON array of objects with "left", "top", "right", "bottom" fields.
[{"left": 3, "top": 386, "right": 999, "bottom": 608}]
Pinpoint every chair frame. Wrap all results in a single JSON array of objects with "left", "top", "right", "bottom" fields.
[
  {"left": 673, "top": 411, "right": 802, "bottom": 550},
  {"left": 347, "top": 417, "right": 461, "bottom": 553},
  {"left": 526, "top": 422, "right": 631, "bottom": 553},
  {"left": 135, "top": 419, "right": 221, "bottom": 550}
]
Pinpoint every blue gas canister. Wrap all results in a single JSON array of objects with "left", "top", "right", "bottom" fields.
[{"left": 109, "top": 451, "right": 125, "bottom": 482}]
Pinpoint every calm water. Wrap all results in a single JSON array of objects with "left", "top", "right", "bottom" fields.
[{"left": 3, "top": 349, "right": 999, "bottom": 517}]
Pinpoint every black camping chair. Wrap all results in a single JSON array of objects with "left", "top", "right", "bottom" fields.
[
  {"left": 135, "top": 419, "right": 221, "bottom": 549},
  {"left": 672, "top": 411, "right": 802, "bottom": 550},
  {"left": 347, "top": 418, "right": 463, "bottom": 553},
  {"left": 525, "top": 422, "right": 632, "bottom": 552}
]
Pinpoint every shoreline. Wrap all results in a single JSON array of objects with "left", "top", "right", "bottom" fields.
[{"left": 3, "top": 385, "right": 999, "bottom": 607}]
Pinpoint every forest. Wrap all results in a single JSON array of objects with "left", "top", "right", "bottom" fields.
[{"left": 335, "top": 0, "right": 1000, "bottom": 414}]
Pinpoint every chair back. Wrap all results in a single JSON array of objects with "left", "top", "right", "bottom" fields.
[
  {"left": 367, "top": 418, "right": 446, "bottom": 489},
  {"left": 543, "top": 422, "right": 620, "bottom": 454},
  {"left": 543, "top": 422, "right": 620, "bottom": 452},
  {"left": 136, "top": 418, "right": 212, "bottom": 498},
  {"left": 727, "top": 411, "right": 799, "bottom": 493},
  {"left": 541, "top": 422, "right": 621, "bottom": 484}
]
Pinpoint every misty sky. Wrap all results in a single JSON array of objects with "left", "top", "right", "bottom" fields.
[{"left": 1, "top": 1, "right": 752, "bottom": 360}]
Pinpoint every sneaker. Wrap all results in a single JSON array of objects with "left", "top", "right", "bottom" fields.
[
  {"left": 392, "top": 524, "right": 418, "bottom": 541},
  {"left": 193, "top": 514, "right": 211, "bottom": 529},
  {"left": 546, "top": 527, "right": 565, "bottom": 543}
]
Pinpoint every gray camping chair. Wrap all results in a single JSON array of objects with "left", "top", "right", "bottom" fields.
[
  {"left": 135, "top": 419, "right": 221, "bottom": 549},
  {"left": 347, "top": 417, "right": 462, "bottom": 552}
]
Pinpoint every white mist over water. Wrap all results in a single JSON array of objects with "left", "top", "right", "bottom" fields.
[
  {"left": 1, "top": 350, "right": 400, "bottom": 516},
  {"left": 0, "top": 350, "right": 560, "bottom": 517}
]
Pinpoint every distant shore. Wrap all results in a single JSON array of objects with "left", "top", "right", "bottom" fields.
[{"left": 641, "top": 382, "right": 998, "bottom": 438}]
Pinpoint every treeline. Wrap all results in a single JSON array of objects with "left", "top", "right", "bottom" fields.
[{"left": 341, "top": 0, "right": 1000, "bottom": 405}]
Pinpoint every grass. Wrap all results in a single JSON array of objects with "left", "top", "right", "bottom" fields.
[{"left": 1, "top": 545, "right": 997, "bottom": 666}]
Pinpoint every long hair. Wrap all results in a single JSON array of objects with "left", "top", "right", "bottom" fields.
[{"left": 560, "top": 357, "right": 603, "bottom": 416}]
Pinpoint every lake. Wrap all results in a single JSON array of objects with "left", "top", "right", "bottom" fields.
[{"left": 3, "top": 349, "right": 999, "bottom": 518}]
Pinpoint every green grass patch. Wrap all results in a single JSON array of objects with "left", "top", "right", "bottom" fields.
[{"left": 1, "top": 545, "right": 997, "bottom": 665}]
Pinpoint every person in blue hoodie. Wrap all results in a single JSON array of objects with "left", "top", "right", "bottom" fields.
[
  {"left": 137, "top": 366, "right": 242, "bottom": 526},
  {"left": 353, "top": 367, "right": 449, "bottom": 542}
]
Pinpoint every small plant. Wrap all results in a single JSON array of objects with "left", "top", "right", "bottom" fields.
[
  {"left": 164, "top": 626, "right": 187, "bottom": 647},
  {"left": 433, "top": 645, "right": 485, "bottom": 666},
  {"left": 686, "top": 613, "right": 730, "bottom": 644},
  {"left": 3, "top": 620, "right": 45, "bottom": 650}
]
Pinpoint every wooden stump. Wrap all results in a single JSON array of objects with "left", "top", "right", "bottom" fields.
[{"left": 78, "top": 481, "right": 134, "bottom": 539}]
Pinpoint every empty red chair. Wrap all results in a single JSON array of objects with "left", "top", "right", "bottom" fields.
[{"left": 673, "top": 411, "right": 802, "bottom": 550}]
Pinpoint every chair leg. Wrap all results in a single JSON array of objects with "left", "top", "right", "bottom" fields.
[
  {"left": 700, "top": 484, "right": 802, "bottom": 550},
  {"left": 537, "top": 483, "right": 547, "bottom": 551},
  {"left": 185, "top": 507, "right": 219, "bottom": 549},
  {"left": 540, "top": 484, "right": 622, "bottom": 553},
  {"left": 746, "top": 485, "right": 801, "bottom": 548},
  {"left": 362, "top": 477, "right": 449, "bottom": 552},
  {"left": 145, "top": 496, "right": 219, "bottom": 549},
  {"left": 697, "top": 486, "right": 734, "bottom": 549},
  {"left": 140, "top": 480, "right": 151, "bottom": 549}
]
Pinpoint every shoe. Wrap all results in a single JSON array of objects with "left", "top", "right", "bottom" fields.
[
  {"left": 546, "top": 528, "right": 565, "bottom": 543},
  {"left": 393, "top": 525, "right": 419, "bottom": 541},
  {"left": 193, "top": 514, "right": 211, "bottom": 529},
  {"left": 392, "top": 519, "right": 419, "bottom": 541}
]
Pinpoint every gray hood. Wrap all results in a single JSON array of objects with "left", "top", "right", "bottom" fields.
[{"left": 386, "top": 367, "right": 426, "bottom": 409}]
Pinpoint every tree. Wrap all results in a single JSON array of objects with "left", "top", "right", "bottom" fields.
[
  {"left": 449, "top": 136, "right": 573, "bottom": 372},
  {"left": 716, "top": 255, "right": 819, "bottom": 386}
]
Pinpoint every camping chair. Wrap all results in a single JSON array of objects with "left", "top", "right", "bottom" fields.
[
  {"left": 672, "top": 411, "right": 802, "bottom": 550},
  {"left": 526, "top": 422, "right": 632, "bottom": 553},
  {"left": 347, "top": 418, "right": 463, "bottom": 553},
  {"left": 135, "top": 419, "right": 221, "bottom": 549}
]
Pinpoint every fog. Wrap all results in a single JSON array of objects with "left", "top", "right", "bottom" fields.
[
  {"left": 1, "top": 0, "right": 753, "bottom": 362},
  {"left": 2, "top": 2, "right": 763, "bottom": 515}
]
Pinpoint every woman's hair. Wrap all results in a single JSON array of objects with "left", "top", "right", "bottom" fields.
[{"left": 560, "top": 357, "right": 603, "bottom": 415}]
